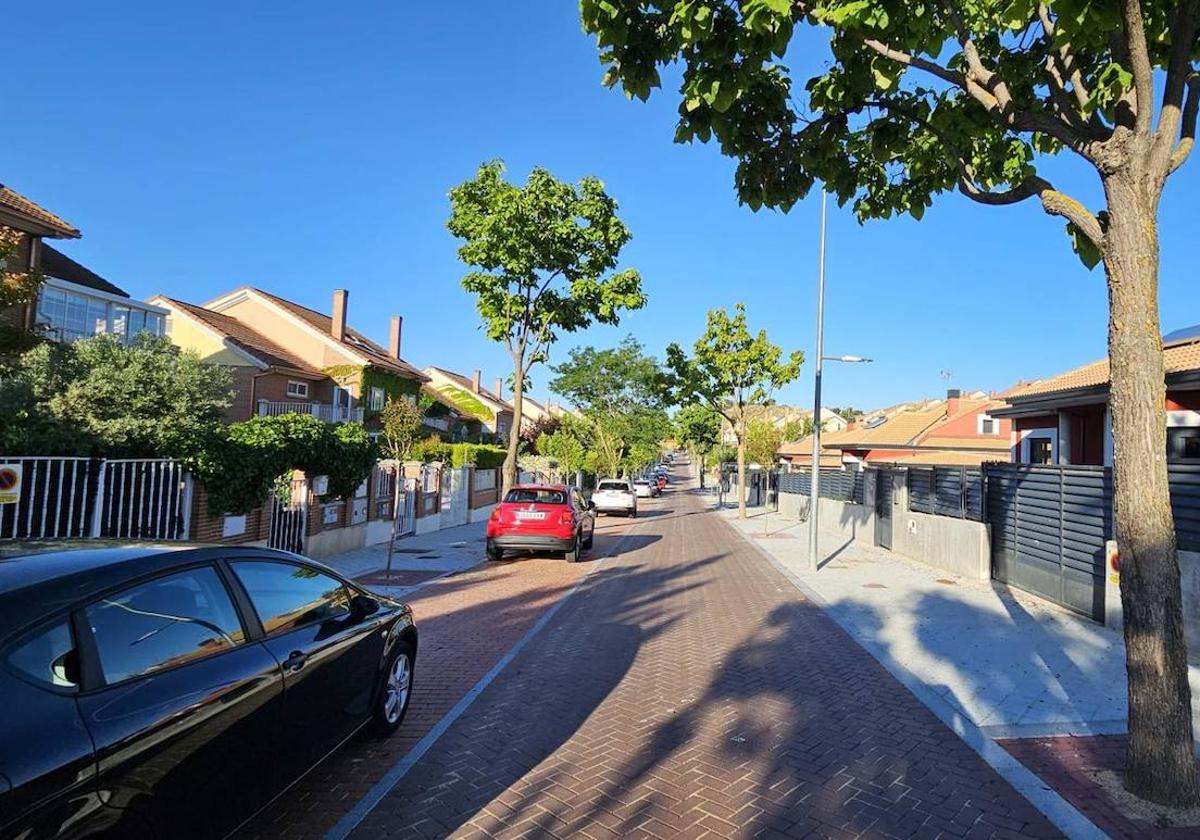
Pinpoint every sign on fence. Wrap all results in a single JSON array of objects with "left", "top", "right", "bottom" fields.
[{"left": 0, "top": 464, "right": 21, "bottom": 505}]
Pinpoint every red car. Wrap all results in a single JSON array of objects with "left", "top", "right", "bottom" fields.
[{"left": 486, "top": 484, "right": 596, "bottom": 563}]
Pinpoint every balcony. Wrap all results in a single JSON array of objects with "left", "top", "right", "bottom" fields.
[{"left": 256, "top": 400, "right": 365, "bottom": 423}]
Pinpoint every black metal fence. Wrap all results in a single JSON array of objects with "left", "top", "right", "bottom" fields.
[
  {"left": 778, "top": 469, "right": 865, "bottom": 504},
  {"left": 907, "top": 466, "right": 985, "bottom": 521}
]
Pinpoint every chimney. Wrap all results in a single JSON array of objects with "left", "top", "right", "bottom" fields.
[
  {"left": 494, "top": 378, "right": 503, "bottom": 399},
  {"left": 331, "top": 289, "right": 348, "bottom": 342},
  {"left": 388, "top": 315, "right": 403, "bottom": 360},
  {"left": 471, "top": 370, "right": 482, "bottom": 394},
  {"left": 946, "top": 388, "right": 962, "bottom": 416}
]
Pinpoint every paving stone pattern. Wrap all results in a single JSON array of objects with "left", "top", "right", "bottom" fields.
[{"left": 340, "top": 489, "right": 1063, "bottom": 840}]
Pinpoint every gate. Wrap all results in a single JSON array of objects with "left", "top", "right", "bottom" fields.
[
  {"left": 268, "top": 476, "right": 308, "bottom": 554},
  {"left": 987, "top": 464, "right": 1109, "bottom": 621},
  {"left": 874, "top": 468, "right": 896, "bottom": 549},
  {"left": 396, "top": 477, "right": 418, "bottom": 537}
]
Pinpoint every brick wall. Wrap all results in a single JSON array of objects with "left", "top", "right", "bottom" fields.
[{"left": 189, "top": 484, "right": 269, "bottom": 544}]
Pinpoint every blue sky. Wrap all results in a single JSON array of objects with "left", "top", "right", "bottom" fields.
[{"left": 7, "top": 2, "right": 1196, "bottom": 410}]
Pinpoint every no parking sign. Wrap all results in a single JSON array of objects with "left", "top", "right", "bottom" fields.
[{"left": 0, "top": 464, "right": 21, "bottom": 505}]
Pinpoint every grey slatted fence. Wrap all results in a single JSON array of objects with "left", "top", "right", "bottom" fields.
[
  {"left": 1169, "top": 464, "right": 1200, "bottom": 551},
  {"left": 778, "top": 469, "right": 865, "bottom": 503},
  {"left": 907, "top": 466, "right": 985, "bottom": 521}
]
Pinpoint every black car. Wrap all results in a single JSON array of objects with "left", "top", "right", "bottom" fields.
[{"left": 0, "top": 545, "right": 417, "bottom": 840}]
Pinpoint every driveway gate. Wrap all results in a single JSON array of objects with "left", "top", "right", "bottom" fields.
[
  {"left": 874, "top": 468, "right": 897, "bottom": 549},
  {"left": 268, "top": 476, "right": 308, "bottom": 554},
  {"left": 987, "top": 463, "right": 1110, "bottom": 620}
]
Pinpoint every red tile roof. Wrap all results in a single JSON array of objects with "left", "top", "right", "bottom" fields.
[
  {"left": 1005, "top": 340, "right": 1200, "bottom": 400},
  {"left": 252, "top": 288, "right": 427, "bottom": 381},
  {"left": 158, "top": 297, "right": 321, "bottom": 374},
  {"left": 0, "top": 185, "right": 80, "bottom": 238}
]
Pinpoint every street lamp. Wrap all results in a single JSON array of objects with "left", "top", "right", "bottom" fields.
[{"left": 809, "top": 191, "right": 872, "bottom": 571}]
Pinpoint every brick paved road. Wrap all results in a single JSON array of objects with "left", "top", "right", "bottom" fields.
[{"left": 324, "top": 482, "right": 1063, "bottom": 840}]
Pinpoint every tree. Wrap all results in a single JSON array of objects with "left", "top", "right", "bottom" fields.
[
  {"left": 830, "top": 407, "right": 863, "bottom": 424},
  {"left": 0, "top": 333, "right": 232, "bottom": 456},
  {"left": 520, "top": 414, "right": 561, "bottom": 448},
  {"left": 665, "top": 304, "right": 803, "bottom": 518},
  {"left": 782, "top": 417, "right": 812, "bottom": 441},
  {"left": 745, "top": 418, "right": 785, "bottom": 469},
  {"left": 377, "top": 394, "right": 436, "bottom": 577},
  {"left": 538, "top": 427, "right": 587, "bottom": 483},
  {"left": 550, "top": 336, "right": 670, "bottom": 478},
  {"left": 581, "top": 0, "right": 1200, "bottom": 802},
  {"left": 674, "top": 403, "right": 722, "bottom": 485},
  {"left": 448, "top": 161, "right": 647, "bottom": 494}
]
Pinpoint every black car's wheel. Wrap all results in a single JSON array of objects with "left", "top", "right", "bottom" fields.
[
  {"left": 582, "top": 527, "right": 594, "bottom": 549},
  {"left": 486, "top": 539, "right": 503, "bottom": 562},
  {"left": 564, "top": 533, "right": 581, "bottom": 563},
  {"left": 629, "top": 508, "right": 637, "bottom": 518},
  {"left": 370, "top": 641, "right": 414, "bottom": 738}
]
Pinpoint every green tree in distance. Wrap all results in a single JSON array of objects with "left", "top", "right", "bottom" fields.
[
  {"left": 448, "top": 161, "right": 646, "bottom": 494},
  {"left": 674, "top": 403, "right": 722, "bottom": 485},
  {"left": 745, "top": 418, "right": 785, "bottom": 469},
  {"left": 666, "top": 304, "right": 803, "bottom": 519},
  {"left": 581, "top": 0, "right": 1200, "bottom": 801},
  {"left": 538, "top": 426, "right": 588, "bottom": 483}
]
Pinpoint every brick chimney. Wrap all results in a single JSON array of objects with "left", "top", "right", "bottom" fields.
[
  {"left": 471, "top": 370, "right": 482, "bottom": 393},
  {"left": 388, "top": 315, "right": 402, "bottom": 359},
  {"left": 946, "top": 388, "right": 962, "bottom": 416},
  {"left": 331, "top": 289, "right": 348, "bottom": 342},
  {"left": 494, "top": 378, "right": 503, "bottom": 400}
]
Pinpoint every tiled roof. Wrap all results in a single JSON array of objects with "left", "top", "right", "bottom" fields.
[
  {"left": 159, "top": 297, "right": 321, "bottom": 373},
  {"left": 0, "top": 185, "right": 80, "bottom": 238},
  {"left": 1005, "top": 341, "right": 1200, "bottom": 400},
  {"left": 425, "top": 366, "right": 514, "bottom": 411},
  {"left": 40, "top": 245, "right": 128, "bottom": 298},
  {"left": 252, "top": 288, "right": 428, "bottom": 381}
]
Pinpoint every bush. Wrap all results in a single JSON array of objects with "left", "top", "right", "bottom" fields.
[{"left": 449, "top": 442, "right": 507, "bottom": 469}]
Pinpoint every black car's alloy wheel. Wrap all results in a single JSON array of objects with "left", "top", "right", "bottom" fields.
[{"left": 370, "top": 641, "right": 414, "bottom": 737}]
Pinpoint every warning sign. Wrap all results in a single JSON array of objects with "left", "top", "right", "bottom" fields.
[{"left": 0, "top": 464, "right": 21, "bottom": 505}]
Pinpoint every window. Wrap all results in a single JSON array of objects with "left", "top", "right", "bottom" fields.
[
  {"left": 286, "top": 381, "right": 310, "bottom": 399},
  {"left": 1169, "top": 428, "right": 1200, "bottom": 462},
  {"left": 85, "top": 567, "right": 245, "bottom": 684},
  {"left": 369, "top": 386, "right": 385, "bottom": 411},
  {"left": 1027, "top": 437, "right": 1054, "bottom": 465},
  {"left": 503, "top": 488, "right": 566, "bottom": 504},
  {"left": 977, "top": 414, "right": 999, "bottom": 435},
  {"left": 230, "top": 561, "right": 350, "bottom": 635},
  {"left": 36, "top": 286, "right": 165, "bottom": 345},
  {"left": 7, "top": 620, "right": 78, "bottom": 690}
]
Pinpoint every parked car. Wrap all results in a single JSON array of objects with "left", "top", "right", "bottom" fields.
[
  {"left": 486, "top": 484, "right": 596, "bottom": 562},
  {"left": 591, "top": 478, "right": 638, "bottom": 517},
  {"left": 0, "top": 545, "right": 417, "bottom": 840},
  {"left": 656, "top": 475, "right": 668, "bottom": 491},
  {"left": 632, "top": 479, "right": 655, "bottom": 499}
]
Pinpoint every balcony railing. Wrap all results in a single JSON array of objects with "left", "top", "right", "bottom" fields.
[{"left": 257, "top": 400, "right": 365, "bottom": 423}]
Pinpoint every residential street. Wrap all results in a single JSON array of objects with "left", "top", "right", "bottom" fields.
[{"left": 246, "top": 476, "right": 1062, "bottom": 840}]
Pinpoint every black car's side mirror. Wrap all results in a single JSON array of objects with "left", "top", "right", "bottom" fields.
[{"left": 350, "top": 593, "right": 380, "bottom": 620}]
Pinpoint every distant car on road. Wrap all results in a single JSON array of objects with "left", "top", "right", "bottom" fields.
[
  {"left": 632, "top": 479, "right": 655, "bottom": 499},
  {"left": 591, "top": 478, "right": 638, "bottom": 517},
  {"left": 486, "top": 484, "right": 596, "bottom": 562},
  {"left": 0, "top": 545, "right": 417, "bottom": 840}
]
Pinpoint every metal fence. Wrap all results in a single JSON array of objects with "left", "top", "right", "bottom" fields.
[
  {"left": 778, "top": 469, "right": 865, "bottom": 503},
  {"left": 907, "top": 466, "right": 985, "bottom": 521},
  {"left": 1168, "top": 464, "right": 1200, "bottom": 551},
  {"left": 0, "top": 456, "right": 191, "bottom": 542}
]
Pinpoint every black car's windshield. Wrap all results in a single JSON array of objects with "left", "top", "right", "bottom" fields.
[{"left": 504, "top": 489, "right": 566, "bottom": 504}]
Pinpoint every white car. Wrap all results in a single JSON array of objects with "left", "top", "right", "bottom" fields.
[
  {"left": 632, "top": 479, "right": 655, "bottom": 499},
  {"left": 592, "top": 479, "right": 638, "bottom": 517}
]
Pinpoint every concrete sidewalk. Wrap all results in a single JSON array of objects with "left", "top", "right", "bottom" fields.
[
  {"left": 721, "top": 505, "right": 1200, "bottom": 741},
  {"left": 322, "top": 520, "right": 487, "bottom": 599}
]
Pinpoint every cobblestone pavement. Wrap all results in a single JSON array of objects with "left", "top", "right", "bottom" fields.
[{"left": 264, "top": 481, "right": 1062, "bottom": 840}]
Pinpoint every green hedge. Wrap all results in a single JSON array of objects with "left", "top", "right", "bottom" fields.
[{"left": 409, "top": 437, "right": 506, "bottom": 469}]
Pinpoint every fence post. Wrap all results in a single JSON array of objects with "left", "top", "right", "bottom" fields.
[
  {"left": 179, "top": 472, "right": 195, "bottom": 540},
  {"left": 88, "top": 459, "right": 108, "bottom": 538}
]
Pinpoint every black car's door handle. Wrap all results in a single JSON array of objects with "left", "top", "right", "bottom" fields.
[{"left": 282, "top": 651, "right": 308, "bottom": 672}]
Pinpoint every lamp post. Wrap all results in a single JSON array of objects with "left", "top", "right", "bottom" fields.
[{"left": 808, "top": 190, "right": 872, "bottom": 571}]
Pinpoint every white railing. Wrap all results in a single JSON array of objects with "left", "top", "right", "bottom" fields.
[{"left": 257, "top": 400, "right": 364, "bottom": 423}]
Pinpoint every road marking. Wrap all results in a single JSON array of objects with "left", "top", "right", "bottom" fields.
[
  {"left": 722, "top": 514, "right": 1107, "bottom": 840},
  {"left": 323, "top": 516, "right": 646, "bottom": 840}
]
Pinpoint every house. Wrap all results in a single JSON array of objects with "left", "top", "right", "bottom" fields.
[
  {"left": 152, "top": 287, "right": 464, "bottom": 436},
  {"left": 422, "top": 367, "right": 515, "bottom": 442},
  {"left": 0, "top": 184, "right": 167, "bottom": 346},
  {"left": 992, "top": 325, "right": 1200, "bottom": 465},
  {"left": 779, "top": 389, "right": 1012, "bottom": 469},
  {"left": 721, "top": 405, "right": 847, "bottom": 447}
]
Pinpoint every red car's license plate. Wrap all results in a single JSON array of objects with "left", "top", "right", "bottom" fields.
[{"left": 515, "top": 511, "right": 546, "bottom": 520}]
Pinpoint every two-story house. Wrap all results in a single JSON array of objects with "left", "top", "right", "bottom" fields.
[
  {"left": 0, "top": 184, "right": 167, "bottom": 347},
  {"left": 422, "top": 367, "right": 515, "bottom": 442},
  {"left": 152, "top": 287, "right": 463, "bottom": 435}
]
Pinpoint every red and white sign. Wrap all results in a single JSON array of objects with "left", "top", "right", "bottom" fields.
[{"left": 0, "top": 464, "right": 22, "bottom": 505}]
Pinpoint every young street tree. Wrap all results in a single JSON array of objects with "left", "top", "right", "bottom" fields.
[
  {"left": 582, "top": 0, "right": 1200, "bottom": 803},
  {"left": 674, "top": 402, "right": 721, "bottom": 486},
  {"left": 448, "top": 161, "right": 647, "bottom": 493},
  {"left": 666, "top": 304, "right": 803, "bottom": 519},
  {"left": 377, "top": 394, "right": 434, "bottom": 577}
]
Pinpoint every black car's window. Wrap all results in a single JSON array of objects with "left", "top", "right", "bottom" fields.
[
  {"left": 7, "top": 620, "right": 79, "bottom": 690},
  {"left": 503, "top": 488, "right": 566, "bottom": 504},
  {"left": 86, "top": 567, "right": 246, "bottom": 685},
  {"left": 230, "top": 561, "right": 350, "bottom": 635}
]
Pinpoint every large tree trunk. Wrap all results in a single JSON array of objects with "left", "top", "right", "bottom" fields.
[
  {"left": 736, "top": 434, "right": 747, "bottom": 519},
  {"left": 1104, "top": 172, "right": 1199, "bottom": 806},
  {"left": 502, "top": 364, "right": 523, "bottom": 495}
]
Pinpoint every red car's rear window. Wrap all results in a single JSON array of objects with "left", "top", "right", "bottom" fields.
[{"left": 503, "top": 488, "right": 567, "bottom": 505}]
